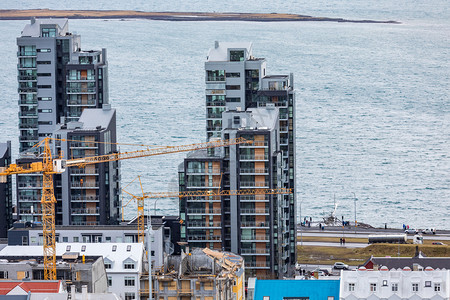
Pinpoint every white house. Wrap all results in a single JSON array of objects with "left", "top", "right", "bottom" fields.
[
  {"left": 340, "top": 267, "right": 450, "bottom": 300},
  {"left": 0, "top": 243, "right": 147, "bottom": 300}
]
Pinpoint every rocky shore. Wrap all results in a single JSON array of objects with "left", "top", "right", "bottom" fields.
[{"left": 0, "top": 9, "right": 400, "bottom": 24}]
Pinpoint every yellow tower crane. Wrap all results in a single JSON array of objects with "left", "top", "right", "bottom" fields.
[
  {"left": 0, "top": 137, "right": 251, "bottom": 280},
  {"left": 122, "top": 178, "right": 292, "bottom": 244}
]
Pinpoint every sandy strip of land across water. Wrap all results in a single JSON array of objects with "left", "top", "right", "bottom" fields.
[{"left": 0, "top": 9, "right": 399, "bottom": 23}]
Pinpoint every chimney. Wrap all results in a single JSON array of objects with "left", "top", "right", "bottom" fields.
[
  {"left": 31, "top": 17, "right": 36, "bottom": 24},
  {"left": 82, "top": 285, "right": 88, "bottom": 300},
  {"left": 71, "top": 285, "right": 76, "bottom": 299},
  {"left": 415, "top": 245, "right": 419, "bottom": 257},
  {"left": 215, "top": 41, "right": 219, "bottom": 49},
  {"left": 102, "top": 103, "right": 111, "bottom": 111}
]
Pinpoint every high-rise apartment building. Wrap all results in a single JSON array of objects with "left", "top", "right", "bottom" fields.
[
  {"left": 0, "top": 141, "right": 13, "bottom": 238},
  {"left": 16, "top": 19, "right": 118, "bottom": 225},
  {"left": 179, "top": 42, "right": 296, "bottom": 279}
]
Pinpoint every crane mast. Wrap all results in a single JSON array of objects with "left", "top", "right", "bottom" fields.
[{"left": 0, "top": 137, "right": 251, "bottom": 279}]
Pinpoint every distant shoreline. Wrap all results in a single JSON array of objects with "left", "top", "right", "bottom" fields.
[{"left": 0, "top": 9, "right": 400, "bottom": 24}]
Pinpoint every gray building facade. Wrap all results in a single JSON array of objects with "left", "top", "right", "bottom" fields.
[
  {"left": 179, "top": 42, "right": 297, "bottom": 279},
  {"left": 0, "top": 142, "right": 13, "bottom": 238},
  {"left": 16, "top": 19, "right": 118, "bottom": 226}
]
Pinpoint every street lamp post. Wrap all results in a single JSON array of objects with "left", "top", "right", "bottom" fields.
[{"left": 352, "top": 192, "right": 357, "bottom": 234}]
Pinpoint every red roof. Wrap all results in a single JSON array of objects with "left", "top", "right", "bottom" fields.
[{"left": 0, "top": 281, "right": 62, "bottom": 295}]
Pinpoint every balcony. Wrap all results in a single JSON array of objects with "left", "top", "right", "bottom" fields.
[
  {"left": 240, "top": 196, "right": 269, "bottom": 202},
  {"left": 241, "top": 248, "right": 270, "bottom": 254},
  {"left": 17, "top": 51, "right": 37, "bottom": 57},
  {"left": 186, "top": 197, "right": 221, "bottom": 202},
  {"left": 240, "top": 168, "right": 268, "bottom": 175},
  {"left": 187, "top": 235, "right": 222, "bottom": 242},
  {"left": 18, "top": 75, "right": 37, "bottom": 81},
  {"left": 206, "top": 112, "right": 223, "bottom": 119},
  {"left": 239, "top": 154, "right": 268, "bottom": 161},
  {"left": 70, "top": 181, "right": 99, "bottom": 188},
  {"left": 186, "top": 208, "right": 221, "bottom": 215},
  {"left": 17, "top": 64, "right": 36, "bottom": 69},
  {"left": 241, "top": 221, "right": 269, "bottom": 228},
  {"left": 69, "top": 142, "right": 97, "bottom": 149},
  {"left": 206, "top": 101, "right": 226, "bottom": 107},
  {"left": 71, "top": 168, "right": 99, "bottom": 175},
  {"left": 19, "top": 120, "right": 38, "bottom": 129},
  {"left": 67, "top": 99, "right": 96, "bottom": 106},
  {"left": 19, "top": 135, "right": 38, "bottom": 141},
  {"left": 240, "top": 181, "right": 269, "bottom": 188},
  {"left": 19, "top": 98, "right": 37, "bottom": 105},
  {"left": 67, "top": 76, "right": 96, "bottom": 82},
  {"left": 239, "top": 141, "right": 268, "bottom": 148},
  {"left": 18, "top": 87, "right": 37, "bottom": 94},
  {"left": 187, "top": 221, "right": 221, "bottom": 228},
  {"left": 177, "top": 289, "right": 193, "bottom": 296},
  {"left": 71, "top": 207, "right": 100, "bottom": 215},
  {"left": 67, "top": 87, "right": 96, "bottom": 94},
  {"left": 186, "top": 168, "right": 221, "bottom": 175},
  {"left": 19, "top": 111, "right": 37, "bottom": 118},
  {"left": 206, "top": 126, "right": 223, "bottom": 132},
  {"left": 72, "top": 221, "right": 100, "bottom": 226},
  {"left": 18, "top": 196, "right": 40, "bottom": 202},
  {"left": 71, "top": 195, "right": 100, "bottom": 202},
  {"left": 240, "top": 208, "right": 269, "bottom": 215},
  {"left": 245, "top": 262, "right": 270, "bottom": 269},
  {"left": 18, "top": 182, "right": 42, "bottom": 189},
  {"left": 185, "top": 182, "right": 221, "bottom": 189},
  {"left": 241, "top": 235, "right": 269, "bottom": 242}
]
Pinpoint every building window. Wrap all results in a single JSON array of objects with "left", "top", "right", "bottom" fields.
[
  {"left": 230, "top": 50, "right": 244, "bottom": 61},
  {"left": 105, "top": 262, "right": 112, "bottom": 269},
  {"left": 66, "top": 245, "right": 71, "bottom": 251},
  {"left": 226, "top": 97, "right": 240, "bottom": 102},
  {"left": 38, "top": 97, "right": 52, "bottom": 101},
  {"left": 226, "top": 72, "right": 240, "bottom": 78},
  {"left": 392, "top": 283, "right": 398, "bottom": 292},
  {"left": 124, "top": 263, "right": 135, "bottom": 269},
  {"left": 383, "top": 280, "right": 388, "bottom": 287},
  {"left": 124, "top": 293, "right": 135, "bottom": 300},
  {"left": 41, "top": 28, "right": 56, "bottom": 37},
  {"left": 38, "top": 109, "right": 52, "bottom": 113},
  {"left": 37, "top": 48, "right": 51, "bottom": 53},
  {"left": 37, "top": 73, "right": 51, "bottom": 76},
  {"left": 370, "top": 283, "right": 377, "bottom": 292},
  {"left": 434, "top": 283, "right": 441, "bottom": 292},
  {"left": 425, "top": 281, "right": 431, "bottom": 287},
  {"left": 412, "top": 283, "right": 419, "bottom": 292},
  {"left": 105, "top": 236, "right": 111, "bottom": 242},
  {"left": 63, "top": 237, "right": 68, "bottom": 243},
  {"left": 73, "top": 237, "right": 79, "bottom": 242},
  {"left": 348, "top": 283, "right": 355, "bottom": 291},
  {"left": 233, "top": 116, "right": 240, "bottom": 125},
  {"left": 206, "top": 70, "right": 225, "bottom": 81},
  {"left": 81, "top": 245, "right": 86, "bottom": 252},
  {"left": 127, "top": 245, "right": 131, "bottom": 252},
  {"left": 112, "top": 245, "right": 117, "bottom": 252},
  {"left": 124, "top": 277, "right": 135, "bottom": 286},
  {"left": 0, "top": 271, "right": 8, "bottom": 279},
  {"left": 226, "top": 85, "right": 241, "bottom": 90},
  {"left": 107, "top": 276, "right": 112, "bottom": 286},
  {"left": 37, "top": 61, "right": 51, "bottom": 65}
]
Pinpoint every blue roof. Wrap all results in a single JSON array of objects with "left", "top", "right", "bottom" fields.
[{"left": 254, "top": 279, "right": 340, "bottom": 300}]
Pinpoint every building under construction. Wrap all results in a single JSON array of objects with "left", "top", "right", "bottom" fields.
[{"left": 151, "top": 248, "right": 244, "bottom": 300}]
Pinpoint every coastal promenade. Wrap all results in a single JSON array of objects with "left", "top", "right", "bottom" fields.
[{"left": 0, "top": 9, "right": 399, "bottom": 23}]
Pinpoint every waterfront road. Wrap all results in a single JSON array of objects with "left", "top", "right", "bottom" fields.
[{"left": 297, "top": 241, "right": 367, "bottom": 248}]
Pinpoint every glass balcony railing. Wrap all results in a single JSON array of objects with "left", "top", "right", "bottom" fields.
[{"left": 240, "top": 168, "right": 269, "bottom": 174}]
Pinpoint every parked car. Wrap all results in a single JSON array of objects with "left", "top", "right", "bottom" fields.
[
  {"left": 432, "top": 242, "right": 446, "bottom": 245},
  {"left": 405, "top": 228, "right": 418, "bottom": 234},
  {"left": 421, "top": 228, "right": 436, "bottom": 234},
  {"left": 333, "top": 262, "right": 349, "bottom": 270},
  {"left": 312, "top": 268, "right": 330, "bottom": 276}
]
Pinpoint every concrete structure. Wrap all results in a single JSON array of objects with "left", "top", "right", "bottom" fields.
[
  {"left": 250, "top": 278, "right": 340, "bottom": 300},
  {"left": 16, "top": 18, "right": 118, "bottom": 227},
  {"left": 16, "top": 107, "right": 120, "bottom": 226},
  {"left": 0, "top": 243, "right": 146, "bottom": 300},
  {"left": 0, "top": 253, "right": 107, "bottom": 293},
  {"left": 340, "top": 268, "right": 450, "bottom": 300},
  {"left": 151, "top": 248, "right": 245, "bottom": 300},
  {"left": 17, "top": 18, "right": 108, "bottom": 152},
  {"left": 179, "top": 42, "right": 296, "bottom": 279},
  {"left": 0, "top": 142, "right": 13, "bottom": 238}
]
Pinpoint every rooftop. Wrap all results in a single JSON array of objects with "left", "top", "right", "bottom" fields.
[
  {"left": 207, "top": 41, "right": 253, "bottom": 62},
  {"left": 0, "top": 281, "right": 62, "bottom": 295},
  {"left": 21, "top": 18, "right": 68, "bottom": 37}
]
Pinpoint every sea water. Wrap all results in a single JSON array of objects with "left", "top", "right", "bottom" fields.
[{"left": 0, "top": 0, "right": 448, "bottom": 229}]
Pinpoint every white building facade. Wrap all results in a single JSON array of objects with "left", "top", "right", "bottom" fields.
[
  {"left": 340, "top": 267, "right": 450, "bottom": 300},
  {"left": 0, "top": 243, "right": 148, "bottom": 300}
]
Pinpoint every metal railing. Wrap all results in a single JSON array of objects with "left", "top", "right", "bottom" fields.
[
  {"left": 70, "top": 182, "right": 99, "bottom": 188},
  {"left": 240, "top": 168, "right": 268, "bottom": 174},
  {"left": 241, "top": 235, "right": 269, "bottom": 241},
  {"left": 241, "top": 248, "right": 270, "bottom": 254},
  {"left": 187, "top": 222, "right": 222, "bottom": 228},
  {"left": 187, "top": 235, "right": 222, "bottom": 241},
  {"left": 240, "top": 181, "right": 270, "bottom": 188},
  {"left": 239, "top": 154, "right": 268, "bottom": 161},
  {"left": 241, "top": 221, "right": 269, "bottom": 228},
  {"left": 186, "top": 208, "right": 221, "bottom": 214},
  {"left": 71, "top": 208, "right": 99, "bottom": 214},
  {"left": 240, "top": 208, "right": 269, "bottom": 214}
]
